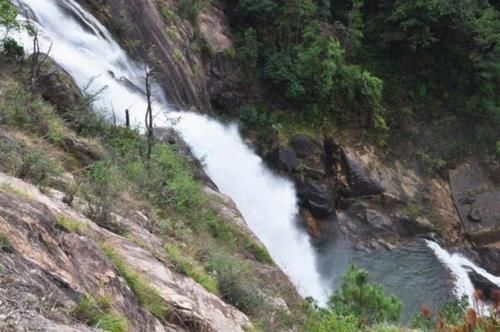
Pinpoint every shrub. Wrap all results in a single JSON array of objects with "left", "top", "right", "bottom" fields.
[
  {"left": 305, "top": 310, "right": 360, "bottom": 332},
  {"left": 206, "top": 253, "right": 262, "bottom": 315},
  {"left": 80, "top": 161, "right": 123, "bottom": 226},
  {"left": 71, "top": 295, "right": 128, "bottom": 332},
  {"left": 102, "top": 244, "right": 168, "bottom": 320},
  {"left": 0, "top": 233, "right": 13, "bottom": 253},
  {"left": 159, "top": 3, "right": 177, "bottom": 25},
  {"left": 177, "top": 0, "right": 202, "bottom": 26},
  {"left": 164, "top": 243, "right": 217, "bottom": 293},
  {"left": 15, "top": 150, "right": 62, "bottom": 189},
  {"left": 2, "top": 37, "right": 24, "bottom": 58},
  {"left": 126, "top": 145, "right": 205, "bottom": 218},
  {"left": 0, "top": 0, "right": 18, "bottom": 32},
  {"left": 327, "top": 265, "right": 401, "bottom": 325}
]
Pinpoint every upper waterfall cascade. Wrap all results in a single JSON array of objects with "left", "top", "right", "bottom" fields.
[{"left": 12, "top": 0, "right": 499, "bottom": 310}]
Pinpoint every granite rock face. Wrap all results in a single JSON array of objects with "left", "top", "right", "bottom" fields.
[
  {"left": 450, "top": 162, "right": 500, "bottom": 244},
  {"left": 0, "top": 173, "right": 251, "bottom": 332}
]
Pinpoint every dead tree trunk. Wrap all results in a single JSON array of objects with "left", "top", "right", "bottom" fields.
[
  {"left": 25, "top": 12, "right": 52, "bottom": 90},
  {"left": 144, "top": 64, "right": 154, "bottom": 163}
]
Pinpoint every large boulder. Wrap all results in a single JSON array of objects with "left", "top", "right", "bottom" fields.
[
  {"left": 289, "top": 135, "right": 320, "bottom": 159},
  {"left": 36, "top": 55, "right": 84, "bottom": 114},
  {"left": 395, "top": 214, "right": 436, "bottom": 237},
  {"left": 341, "top": 148, "right": 384, "bottom": 197},
  {"left": 297, "top": 181, "right": 335, "bottom": 219},
  {"left": 266, "top": 147, "right": 299, "bottom": 173},
  {"left": 450, "top": 162, "right": 500, "bottom": 244}
]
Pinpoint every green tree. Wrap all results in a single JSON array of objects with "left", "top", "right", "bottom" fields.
[
  {"left": 328, "top": 264, "right": 401, "bottom": 325},
  {"left": 0, "top": 0, "right": 18, "bottom": 33}
]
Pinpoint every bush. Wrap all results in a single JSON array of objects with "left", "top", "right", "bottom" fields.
[
  {"left": 126, "top": 145, "right": 205, "bottom": 218},
  {"left": 206, "top": 253, "right": 262, "bottom": 315},
  {"left": 2, "top": 37, "right": 24, "bottom": 58},
  {"left": 0, "top": 233, "right": 13, "bottom": 253},
  {"left": 0, "top": 81, "right": 67, "bottom": 143},
  {"left": 305, "top": 310, "right": 360, "bottom": 332},
  {"left": 0, "top": 0, "right": 18, "bottom": 32},
  {"left": 71, "top": 295, "right": 128, "bottom": 332},
  {"left": 177, "top": 0, "right": 202, "bottom": 26},
  {"left": 15, "top": 150, "right": 62, "bottom": 189},
  {"left": 327, "top": 265, "right": 401, "bottom": 326},
  {"left": 164, "top": 243, "right": 217, "bottom": 293},
  {"left": 80, "top": 161, "right": 123, "bottom": 226}
]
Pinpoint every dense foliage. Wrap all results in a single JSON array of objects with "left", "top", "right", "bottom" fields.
[
  {"left": 225, "top": 0, "right": 500, "bottom": 159},
  {"left": 306, "top": 265, "right": 401, "bottom": 331},
  {"left": 227, "top": 0, "right": 387, "bottom": 133}
]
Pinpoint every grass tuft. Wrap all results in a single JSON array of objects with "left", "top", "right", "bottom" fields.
[
  {"left": 71, "top": 295, "right": 128, "bottom": 332},
  {"left": 0, "top": 233, "right": 13, "bottom": 252},
  {"left": 164, "top": 242, "right": 218, "bottom": 293},
  {"left": 101, "top": 244, "right": 168, "bottom": 320},
  {"left": 56, "top": 215, "right": 86, "bottom": 234}
]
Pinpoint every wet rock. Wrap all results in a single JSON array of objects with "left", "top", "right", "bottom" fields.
[
  {"left": 395, "top": 214, "right": 436, "bottom": 237},
  {"left": 62, "top": 134, "right": 105, "bottom": 166},
  {"left": 473, "top": 247, "right": 500, "bottom": 275},
  {"left": 341, "top": 148, "right": 384, "bottom": 197},
  {"left": 267, "top": 147, "right": 299, "bottom": 173},
  {"left": 468, "top": 205, "right": 482, "bottom": 222},
  {"left": 363, "top": 209, "right": 393, "bottom": 231},
  {"left": 450, "top": 162, "right": 500, "bottom": 244},
  {"left": 297, "top": 181, "right": 335, "bottom": 219},
  {"left": 468, "top": 270, "right": 500, "bottom": 303},
  {"left": 289, "top": 135, "right": 319, "bottom": 159},
  {"left": 36, "top": 55, "right": 84, "bottom": 114}
]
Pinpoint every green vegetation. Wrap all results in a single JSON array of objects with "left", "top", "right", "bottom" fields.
[
  {"left": 164, "top": 242, "right": 218, "bottom": 293},
  {"left": 80, "top": 161, "right": 124, "bottom": 230},
  {"left": 177, "top": 0, "right": 202, "bottom": 26},
  {"left": 206, "top": 253, "right": 262, "bottom": 315},
  {"left": 0, "top": 232, "right": 12, "bottom": 252},
  {"left": 306, "top": 265, "right": 401, "bottom": 331},
  {"left": 71, "top": 295, "right": 128, "bottom": 332},
  {"left": 224, "top": 0, "right": 500, "bottom": 163},
  {"left": 0, "top": 182, "right": 31, "bottom": 200},
  {"left": 0, "top": 0, "right": 18, "bottom": 33},
  {"left": 55, "top": 215, "right": 86, "bottom": 234},
  {"left": 102, "top": 244, "right": 168, "bottom": 321},
  {"left": 328, "top": 265, "right": 401, "bottom": 325}
]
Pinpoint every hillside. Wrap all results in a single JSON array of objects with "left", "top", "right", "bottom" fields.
[{"left": 0, "top": 1, "right": 499, "bottom": 332}]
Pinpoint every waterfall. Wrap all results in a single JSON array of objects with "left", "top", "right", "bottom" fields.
[
  {"left": 10, "top": 0, "right": 499, "bottom": 311},
  {"left": 13, "top": 0, "right": 328, "bottom": 303},
  {"left": 426, "top": 240, "right": 500, "bottom": 310}
]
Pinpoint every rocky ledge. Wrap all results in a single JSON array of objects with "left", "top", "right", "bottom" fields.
[{"left": 0, "top": 172, "right": 251, "bottom": 332}]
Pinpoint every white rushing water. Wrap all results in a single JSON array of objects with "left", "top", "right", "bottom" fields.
[
  {"left": 11, "top": 0, "right": 499, "bottom": 310},
  {"left": 13, "top": 0, "right": 328, "bottom": 302},
  {"left": 426, "top": 240, "right": 500, "bottom": 310}
]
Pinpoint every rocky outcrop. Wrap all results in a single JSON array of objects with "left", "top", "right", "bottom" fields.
[
  {"left": 36, "top": 55, "right": 84, "bottom": 114},
  {"left": 0, "top": 172, "right": 252, "bottom": 332},
  {"left": 297, "top": 181, "right": 335, "bottom": 219},
  {"left": 77, "top": 0, "right": 235, "bottom": 114},
  {"left": 450, "top": 162, "right": 500, "bottom": 244},
  {"left": 341, "top": 148, "right": 384, "bottom": 197},
  {"left": 263, "top": 135, "right": 464, "bottom": 249}
]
